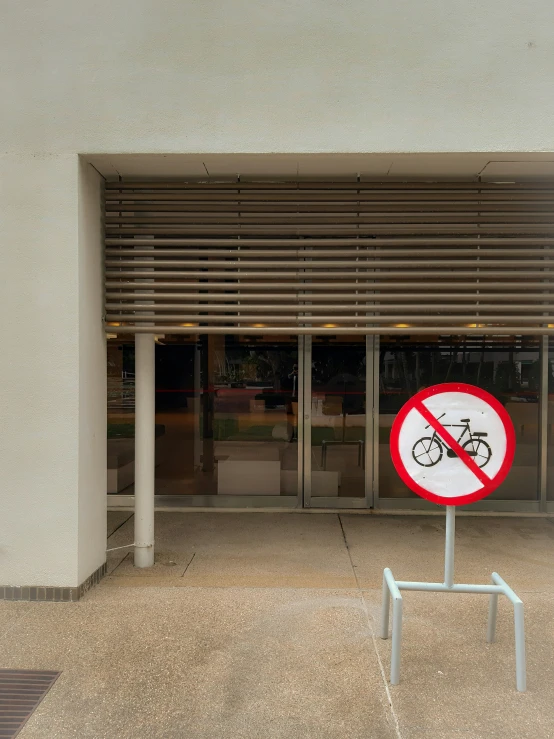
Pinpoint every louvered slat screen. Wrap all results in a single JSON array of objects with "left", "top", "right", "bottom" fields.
[{"left": 104, "top": 181, "right": 554, "bottom": 335}]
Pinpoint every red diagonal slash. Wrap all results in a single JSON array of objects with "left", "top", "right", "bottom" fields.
[{"left": 414, "top": 401, "right": 491, "bottom": 487}]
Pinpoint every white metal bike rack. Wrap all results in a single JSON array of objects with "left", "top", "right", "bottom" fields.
[{"left": 380, "top": 506, "right": 526, "bottom": 692}]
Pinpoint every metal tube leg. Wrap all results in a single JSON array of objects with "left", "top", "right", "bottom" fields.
[
  {"left": 390, "top": 595, "right": 403, "bottom": 685},
  {"left": 514, "top": 601, "right": 527, "bottom": 692},
  {"left": 380, "top": 571, "right": 390, "bottom": 640},
  {"left": 491, "top": 572, "right": 527, "bottom": 692},
  {"left": 487, "top": 590, "right": 499, "bottom": 643},
  {"left": 487, "top": 575, "right": 498, "bottom": 644}
]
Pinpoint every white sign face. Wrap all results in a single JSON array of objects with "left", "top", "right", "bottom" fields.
[{"left": 390, "top": 383, "right": 515, "bottom": 506}]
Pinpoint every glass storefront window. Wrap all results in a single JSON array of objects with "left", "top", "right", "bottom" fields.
[
  {"left": 107, "top": 343, "right": 136, "bottom": 494},
  {"left": 378, "top": 336, "right": 541, "bottom": 502},
  {"left": 546, "top": 342, "right": 554, "bottom": 501},
  {"left": 107, "top": 336, "right": 299, "bottom": 498},
  {"left": 107, "top": 333, "right": 545, "bottom": 507}
]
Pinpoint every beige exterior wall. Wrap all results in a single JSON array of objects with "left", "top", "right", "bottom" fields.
[
  {"left": 1, "top": 0, "right": 554, "bottom": 584},
  {"left": 3, "top": 1, "right": 554, "bottom": 156}
]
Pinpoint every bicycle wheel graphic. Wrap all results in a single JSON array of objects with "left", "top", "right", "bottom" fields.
[
  {"left": 412, "top": 437, "right": 443, "bottom": 467},
  {"left": 462, "top": 438, "right": 492, "bottom": 468}
]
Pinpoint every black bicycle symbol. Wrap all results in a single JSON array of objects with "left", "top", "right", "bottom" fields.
[{"left": 412, "top": 414, "right": 492, "bottom": 469}]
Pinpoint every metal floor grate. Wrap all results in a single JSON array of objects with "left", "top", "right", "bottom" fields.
[{"left": 0, "top": 670, "right": 60, "bottom": 738}]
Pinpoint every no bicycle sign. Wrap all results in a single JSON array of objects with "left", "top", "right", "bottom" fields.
[{"left": 390, "top": 383, "right": 515, "bottom": 506}]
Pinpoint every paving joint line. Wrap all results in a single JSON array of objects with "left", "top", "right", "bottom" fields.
[
  {"left": 107, "top": 512, "right": 134, "bottom": 541},
  {"left": 106, "top": 514, "right": 135, "bottom": 574},
  {"left": 338, "top": 514, "right": 403, "bottom": 739},
  {"left": 108, "top": 551, "right": 132, "bottom": 576},
  {"left": 0, "top": 604, "right": 35, "bottom": 643},
  {"left": 180, "top": 552, "right": 196, "bottom": 577}
]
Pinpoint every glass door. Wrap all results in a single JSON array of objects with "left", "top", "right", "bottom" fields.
[{"left": 302, "top": 336, "right": 374, "bottom": 508}]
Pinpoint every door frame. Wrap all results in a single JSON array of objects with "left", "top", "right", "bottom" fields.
[{"left": 301, "top": 335, "right": 375, "bottom": 509}]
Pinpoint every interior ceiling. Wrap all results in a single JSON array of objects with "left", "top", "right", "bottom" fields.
[{"left": 87, "top": 153, "right": 554, "bottom": 181}]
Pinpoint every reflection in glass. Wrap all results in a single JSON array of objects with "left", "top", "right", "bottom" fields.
[
  {"left": 107, "top": 343, "right": 136, "bottom": 494},
  {"left": 546, "top": 343, "right": 554, "bottom": 500},
  {"left": 107, "top": 336, "right": 299, "bottom": 497},
  {"left": 379, "top": 337, "right": 540, "bottom": 501},
  {"left": 311, "top": 341, "right": 366, "bottom": 498}
]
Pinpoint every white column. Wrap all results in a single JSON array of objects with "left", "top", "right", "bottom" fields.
[{"left": 134, "top": 333, "right": 155, "bottom": 567}]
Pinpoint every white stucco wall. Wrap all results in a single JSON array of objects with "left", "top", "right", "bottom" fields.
[
  {"left": 78, "top": 161, "right": 106, "bottom": 585},
  {"left": 0, "top": 158, "right": 106, "bottom": 587},
  {"left": 1, "top": 0, "right": 554, "bottom": 585},
  {"left": 0, "top": 156, "right": 82, "bottom": 586},
  {"left": 2, "top": 0, "right": 554, "bottom": 155}
]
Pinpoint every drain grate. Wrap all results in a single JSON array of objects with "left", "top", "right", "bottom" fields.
[{"left": 0, "top": 670, "right": 60, "bottom": 738}]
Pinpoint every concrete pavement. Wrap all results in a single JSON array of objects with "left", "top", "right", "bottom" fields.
[{"left": 2, "top": 512, "right": 554, "bottom": 738}]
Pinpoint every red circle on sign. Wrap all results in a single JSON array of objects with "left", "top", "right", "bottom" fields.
[{"left": 389, "top": 383, "right": 516, "bottom": 506}]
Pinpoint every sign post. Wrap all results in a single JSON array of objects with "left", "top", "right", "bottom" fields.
[{"left": 380, "top": 383, "right": 526, "bottom": 692}]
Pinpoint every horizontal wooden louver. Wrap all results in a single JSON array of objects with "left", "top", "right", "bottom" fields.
[{"left": 104, "top": 181, "right": 554, "bottom": 335}]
